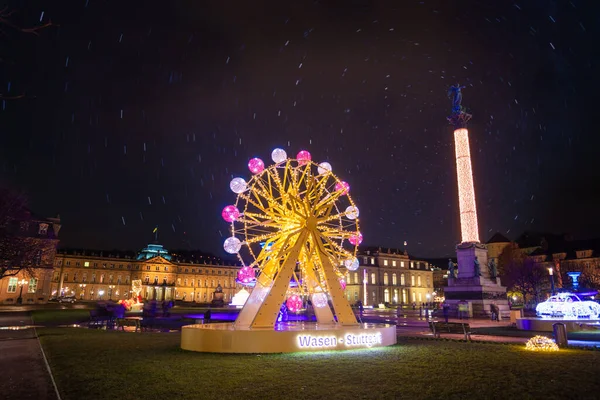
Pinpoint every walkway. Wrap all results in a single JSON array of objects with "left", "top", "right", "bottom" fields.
[{"left": 0, "top": 312, "right": 59, "bottom": 400}]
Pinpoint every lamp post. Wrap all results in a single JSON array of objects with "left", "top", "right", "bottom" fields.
[
  {"left": 98, "top": 290, "right": 105, "bottom": 300},
  {"left": 548, "top": 267, "right": 555, "bottom": 296},
  {"left": 108, "top": 285, "right": 115, "bottom": 300},
  {"left": 79, "top": 283, "right": 87, "bottom": 300},
  {"left": 17, "top": 279, "right": 28, "bottom": 305}
]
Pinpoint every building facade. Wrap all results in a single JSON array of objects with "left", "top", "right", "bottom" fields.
[
  {"left": 49, "top": 244, "right": 244, "bottom": 304},
  {"left": 344, "top": 247, "right": 435, "bottom": 307},
  {"left": 0, "top": 213, "right": 60, "bottom": 305}
]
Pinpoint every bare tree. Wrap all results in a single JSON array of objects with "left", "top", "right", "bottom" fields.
[
  {"left": 498, "top": 243, "right": 547, "bottom": 304},
  {"left": 0, "top": 6, "right": 56, "bottom": 100},
  {"left": 0, "top": 186, "right": 58, "bottom": 279}
]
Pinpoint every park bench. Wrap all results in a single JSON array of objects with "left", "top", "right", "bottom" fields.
[
  {"left": 116, "top": 318, "right": 141, "bottom": 332},
  {"left": 429, "top": 321, "right": 472, "bottom": 341}
]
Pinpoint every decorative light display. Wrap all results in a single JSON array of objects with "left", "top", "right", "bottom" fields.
[
  {"left": 312, "top": 292, "right": 329, "bottom": 308},
  {"left": 317, "top": 162, "right": 332, "bottom": 175},
  {"left": 230, "top": 288, "right": 250, "bottom": 307},
  {"left": 345, "top": 257, "right": 360, "bottom": 271},
  {"left": 453, "top": 128, "right": 480, "bottom": 243},
  {"left": 286, "top": 294, "right": 303, "bottom": 313},
  {"left": 345, "top": 206, "right": 359, "bottom": 220},
  {"left": 223, "top": 236, "right": 242, "bottom": 254},
  {"left": 223, "top": 148, "right": 361, "bottom": 328},
  {"left": 296, "top": 150, "right": 312, "bottom": 165},
  {"left": 230, "top": 177, "right": 248, "bottom": 194},
  {"left": 525, "top": 335, "right": 559, "bottom": 352},
  {"left": 348, "top": 232, "right": 363, "bottom": 246},
  {"left": 248, "top": 158, "right": 265, "bottom": 174},
  {"left": 221, "top": 205, "right": 240, "bottom": 223},
  {"left": 271, "top": 148, "right": 287, "bottom": 163},
  {"left": 339, "top": 278, "right": 347, "bottom": 290},
  {"left": 237, "top": 266, "right": 256, "bottom": 285},
  {"left": 536, "top": 293, "right": 600, "bottom": 319},
  {"left": 335, "top": 181, "right": 350, "bottom": 195}
]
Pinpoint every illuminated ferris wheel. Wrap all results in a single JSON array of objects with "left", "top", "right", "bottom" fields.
[{"left": 221, "top": 148, "right": 362, "bottom": 328}]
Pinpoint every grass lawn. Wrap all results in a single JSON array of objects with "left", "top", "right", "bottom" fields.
[
  {"left": 31, "top": 309, "right": 91, "bottom": 325},
  {"left": 39, "top": 328, "right": 600, "bottom": 400}
]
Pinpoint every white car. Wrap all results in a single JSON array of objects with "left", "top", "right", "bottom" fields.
[{"left": 536, "top": 293, "right": 600, "bottom": 319}]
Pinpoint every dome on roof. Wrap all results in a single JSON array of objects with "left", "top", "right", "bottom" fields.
[{"left": 137, "top": 243, "right": 172, "bottom": 261}]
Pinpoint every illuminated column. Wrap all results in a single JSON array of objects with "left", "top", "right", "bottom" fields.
[{"left": 454, "top": 128, "right": 480, "bottom": 243}]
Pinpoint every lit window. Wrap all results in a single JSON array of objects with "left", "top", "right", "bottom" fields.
[
  {"left": 370, "top": 258, "right": 375, "bottom": 265},
  {"left": 384, "top": 273, "right": 389, "bottom": 285},
  {"left": 392, "top": 260, "right": 397, "bottom": 267},
  {"left": 418, "top": 292, "right": 422, "bottom": 302},
  {"left": 383, "top": 260, "right": 388, "bottom": 266},
  {"left": 7, "top": 278, "right": 17, "bottom": 293},
  {"left": 164, "top": 267, "right": 168, "bottom": 272},
  {"left": 28, "top": 278, "right": 38, "bottom": 293},
  {"left": 392, "top": 273, "right": 397, "bottom": 285},
  {"left": 418, "top": 276, "right": 422, "bottom": 287},
  {"left": 401, "top": 274, "right": 405, "bottom": 286},
  {"left": 371, "top": 273, "right": 376, "bottom": 285},
  {"left": 411, "top": 276, "right": 415, "bottom": 286},
  {"left": 84, "top": 261, "right": 89, "bottom": 267},
  {"left": 400, "top": 261, "right": 405, "bottom": 268},
  {"left": 354, "top": 272, "right": 359, "bottom": 284}
]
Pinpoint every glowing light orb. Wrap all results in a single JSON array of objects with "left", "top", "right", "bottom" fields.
[
  {"left": 286, "top": 294, "right": 303, "bottom": 312},
  {"left": 221, "top": 205, "right": 240, "bottom": 223},
  {"left": 339, "top": 278, "right": 347, "bottom": 290},
  {"left": 271, "top": 148, "right": 287, "bottom": 163},
  {"left": 296, "top": 150, "right": 312, "bottom": 165},
  {"left": 345, "top": 206, "right": 359, "bottom": 220},
  {"left": 349, "top": 232, "right": 363, "bottom": 246},
  {"left": 312, "top": 293, "right": 328, "bottom": 308},
  {"left": 247, "top": 158, "right": 265, "bottom": 174},
  {"left": 525, "top": 335, "right": 559, "bottom": 352},
  {"left": 345, "top": 257, "right": 360, "bottom": 271},
  {"left": 335, "top": 181, "right": 350, "bottom": 194},
  {"left": 223, "top": 237, "right": 242, "bottom": 254},
  {"left": 317, "top": 162, "right": 332, "bottom": 175},
  {"left": 230, "top": 178, "right": 247, "bottom": 194},
  {"left": 237, "top": 266, "right": 256, "bottom": 284}
]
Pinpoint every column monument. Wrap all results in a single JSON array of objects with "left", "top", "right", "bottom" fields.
[{"left": 444, "top": 85, "right": 509, "bottom": 318}]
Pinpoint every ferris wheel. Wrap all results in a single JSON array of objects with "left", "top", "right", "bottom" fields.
[{"left": 221, "top": 148, "right": 362, "bottom": 328}]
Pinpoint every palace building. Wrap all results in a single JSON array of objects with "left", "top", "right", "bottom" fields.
[
  {"left": 50, "top": 244, "right": 243, "bottom": 303},
  {"left": 347, "top": 247, "right": 435, "bottom": 306}
]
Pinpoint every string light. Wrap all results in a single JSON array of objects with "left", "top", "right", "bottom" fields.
[
  {"left": 525, "top": 335, "right": 559, "bottom": 352},
  {"left": 454, "top": 128, "right": 480, "bottom": 243}
]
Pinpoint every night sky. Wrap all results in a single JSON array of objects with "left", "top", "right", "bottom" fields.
[{"left": 2, "top": 1, "right": 599, "bottom": 258}]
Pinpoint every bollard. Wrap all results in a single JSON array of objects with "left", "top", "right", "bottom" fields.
[{"left": 553, "top": 323, "right": 568, "bottom": 348}]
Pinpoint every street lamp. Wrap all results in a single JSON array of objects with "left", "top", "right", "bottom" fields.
[
  {"left": 17, "top": 279, "right": 28, "bottom": 305},
  {"left": 98, "top": 290, "right": 105, "bottom": 300},
  {"left": 548, "top": 267, "right": 555, "bottom": 296},
  {"left": 108, "top": 285, "right": 115, "bottom": 300},
  {"left": 79, "top": 284, "right": 87, "bottom": 299}
]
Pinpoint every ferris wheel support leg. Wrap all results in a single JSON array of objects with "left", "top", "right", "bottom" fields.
[
  {"left": 315, "top": 245, "right": 359, "bottom": 326},
  {"left": 310, "top": 293, "right": 336, "bottom": 325},
  {"left": 250, "top": 231, "right": 309, "bottom": 329}
]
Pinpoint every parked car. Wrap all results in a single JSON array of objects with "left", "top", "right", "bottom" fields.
[
  {"left": 58, "top": 296, "right": 76, "bottom": 304},
  {"left": 536, "top": 293, "right": 600, "bottom": 318}
]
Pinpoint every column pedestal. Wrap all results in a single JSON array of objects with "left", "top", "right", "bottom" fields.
[{"left": 444, "top": 242, "right": 509, "bottom": 318}]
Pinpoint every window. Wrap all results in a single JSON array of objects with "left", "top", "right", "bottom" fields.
[
  {"left": 411, "top": 275, "right": 415, "bottom": 286},
  {"left": 418, "top": 276, "right": 422, "bottom": 287},
  {"left": 145, "top": 276, "right": 150, "bottom": 284},
  {"left": 363, "top": 257, "right": 368, "bottom": 264},
  {"left": 146, "top": 266, "right": 150, "bottom": 271},
  {"left": 392, "top": 273, "right": 397, "bottom": 285},
  {"left": 154, "top": 276, "right": 158, "bottom": 284},
  {"left": 401, "top": 274, "right": 405, "bottom": 286},
  {"left": 370, "top": 258, "right": 375, "bottom": 265},
  {"left": 211, "top": 280, "right": 215, "bottom": 287},
  {"left": 76, "top": 261, "right": 80, "bottom": 267},
  {"left": 125, "top": 276, "right": 130, "bottom": 284},
  {"left": 418, "top": 293, "right": 422, "bottom": 302},
  {"left": 370, "top": 273, "right": 376, "bottom": 285},
  {"left": 412, "top": 292, "right": 416, "bottom": 302},
  {"left": 392, "top": 260, "right": 397, "bottom": 267},
  {"left": 177, "top": 278, "right": 181, "bottom": 285},
  {"left": 354, "top": 272, "right": 359, "bottom": 284},
  {"left": 117, "top": 276, "right": 121, "bottom": 284},
  {"left": 155, "top": 266, "right": 160, "bottom": 271},
  {"left": 383, "top": 273, "right": 389, "bottom": 285},
  {"left": 218, "top": 270, "right": 222, "bottom": 275},
  {"left": 7, "top": 278, "right": 17, "bottom": 293},
  {"left": 384, "top": 289, "right": 390, "bottom": 302},
  {"left": 100, "top": 274, "right": 105, "bottom": 283},
  {"left": 164, "top": 267, "right": 168, "bottom": 272},
  {"left": 66, "top": 261, "right": 70, "bottom": 266},
  {"left": 109, "top": 275, "right": 113, "bottom": 283},
  {"left": 38, "top": 223, "right": 49, "bottom": 235},
  {"left": 410, "top": 262, "right": 414, "bottom": 269},
  {"left": 28, "top": 278, "right": 38, "bottom": 293},
  {"left": 383, "top": 260, "right": 388, "bottom": 266},
  {"left": 92, "top": 273, "right": 96, "bottom": 283},
  {"left": 401, "top": 261, "right": 405, "bottom": 268},
  {"left": 64, "top": 273, "right": 68, "bottom": 282},
  {"left": 82, "top": 273, "right": 87, "bottom": 283},
  {"left": 84, "top": 261, "right": 89, "bottom": 267},
  {"left": 73, "top": 273, "right": 78, "bottom": 282},
  {"left": 185, "top": 269, "right": 189, "bottom": 273}
]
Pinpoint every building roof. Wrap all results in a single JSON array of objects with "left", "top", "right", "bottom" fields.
[{"left": 486, "top": 232, "right": 511, "bottom": 244}]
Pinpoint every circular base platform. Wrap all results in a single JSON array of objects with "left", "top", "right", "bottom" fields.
[
  {"left": 181, "top": 322, "right": 397, "bottom": 353},
  {"left": 517, "top": 317, "right": 600, "bottom": 332}
]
